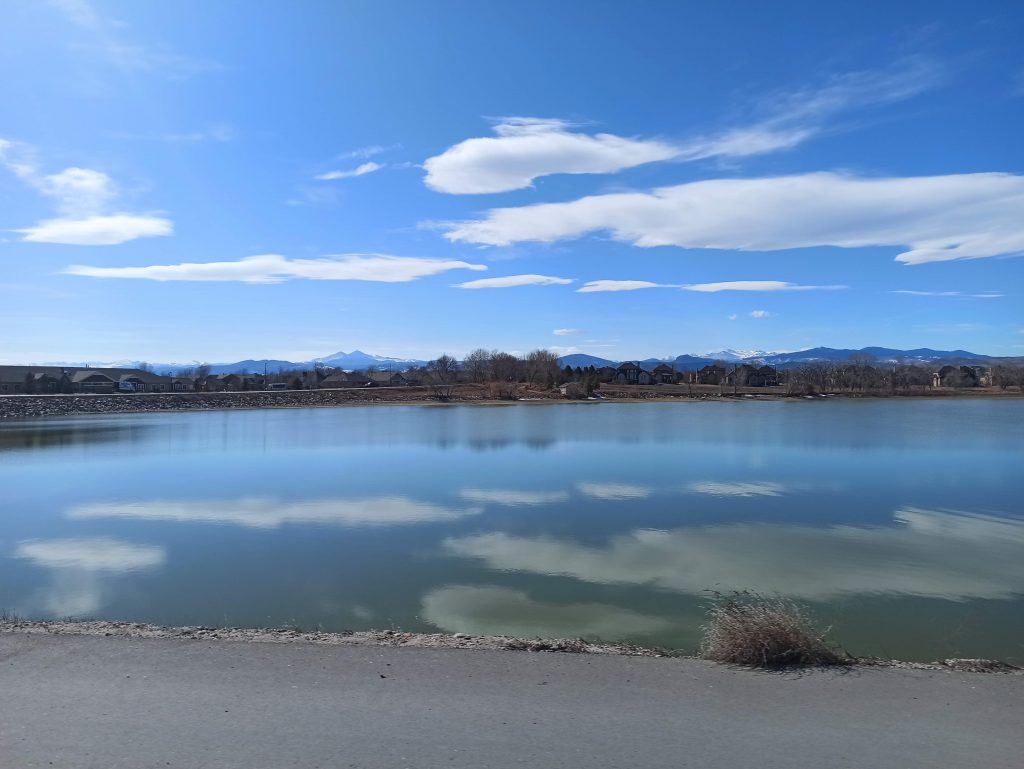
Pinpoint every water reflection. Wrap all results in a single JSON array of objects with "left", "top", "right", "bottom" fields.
[
  {"left": 687, "top": 481, "right": 788, "bottom": 497},
  {"left": 420, "top": 585, "right": 673, "bottom": 640},
  {"left": 67, "top": 497, "right": 481, "bottom": 528},
  {"left": 576, "top": 482, "right": 653, "bottom": 500},
  {"left": 459, "top": 489, "right": 569, "bottom": 507},
  {"left": 443, "top": 508, "right": 1024, "bottom": 601},
  {"left": 0, "top": 420, "right": 153, "bottom": 453},
  {"left": 14, "top": 537, "right": 165, "bottom": 617}
]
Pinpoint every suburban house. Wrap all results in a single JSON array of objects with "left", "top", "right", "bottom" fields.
[
  {"left": 693, "top": 364, "right": 727, "bottom": 385},
  {"left": 652, "top": 363, "right": 677, "bottom": 384},
  {"left": 614, "top": 362, "right": 655, "bottom": 385},
  {"left": 724, "top": 364, "right": 779, "bottom": 387},
  {"left": 317, "top": 371, "right": 372, "bottom": 389},
  {"left": 365, "top": 371, "right": 408, "bottom": 387},
  {"left": 0, "top": 365, "right": 189, "bottom": 395},
  {"left": 932, "top": 365, "right": 992, "bottom": 388}
]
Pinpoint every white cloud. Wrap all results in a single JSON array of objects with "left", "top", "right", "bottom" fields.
[
  {"left": 0, "top": 138, "right": 172, "bottom": 245},
  {"left": 63, "top": 253, "right": 487, "bottom": 284},
  {"left": 454, "top": 274, "right": 573, "bottom": 289},
  {"left": 421, "top": 585, "right": 672, "bottom": 640},
  {"left": 316, "top": 161, "right": 383, "bottom": 181},
  {"left": 423, "top": 61, "right": 940, "bottom": 195},
  {"left": 459, "top": 489, "right": 569, "bottom": 507},
  {"left": 423, "top": 117, "right": 679, "bottom": 194},
  {"left": 443, "top": 507, "right": 1024, "bottom": 601},
  {"left": 727, "top": 314, "right": 738, "bottom": 321},
  {"left": 576, "top": 280, "right": 677, "bottom": 293},
  {"left": 749, "top": 310, "right": 772, "bottom": 318},
  {"left": 443, "top": 172, "right": 1024, "bottom": 265},
  {"left": 892, "top": 290, "right": 1003, "bottom": 298},
  {"left": 683, "top": 281, "right": 845, "bottom": 292},
  {"left": 687, "top": 481, "right": 788, "bottom": 497},
  {"left": 67, "top": 496, "right": 481, "bottom": 528},
  {"left": 553, "top": 328, "right": 581, "bottom": 336},
  {"left": 23, "top": 215, "right": 173, "bottom": 245},
  {"left": 577, "top": 482, "right": 653, "bottom": 500}
]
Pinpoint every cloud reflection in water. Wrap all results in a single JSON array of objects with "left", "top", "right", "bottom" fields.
[
  {"left": 421, "top": 585, "right": 673, "bottom": 640},
  {"left": 67, "top": 497, "right": 481, "bottom": 528},
  {"left": 443, "top": 508, "right": 1024, "bottom": 601}
]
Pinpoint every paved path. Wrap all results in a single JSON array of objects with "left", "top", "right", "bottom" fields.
[{"left": 1, "top": 632, "right": 1021, "bottom": 769}]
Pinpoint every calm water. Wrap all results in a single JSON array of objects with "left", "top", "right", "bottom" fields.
[{"left": 2, "top": 401, "right": 1022, "bottom": 663}]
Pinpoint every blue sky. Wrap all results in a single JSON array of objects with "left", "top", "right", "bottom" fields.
[{"left": 1, "top": 0, "right": 1022, "bottom": 364}]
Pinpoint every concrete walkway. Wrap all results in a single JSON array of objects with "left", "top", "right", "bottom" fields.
[{"left": 1, "top": 632, "right": 1021, "bottom": 769}]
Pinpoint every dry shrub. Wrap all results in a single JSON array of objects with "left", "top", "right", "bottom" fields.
[{"left": 700, "top": 591, "right": 849, "bottom": 668}]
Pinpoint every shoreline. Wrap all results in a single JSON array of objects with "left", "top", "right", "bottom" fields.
[
  {"left": 2, "top": 618, "right": 1019, "bottom": 673},
  {"left": 2, "top": 385, "right": 1021, "bottom": 421}
]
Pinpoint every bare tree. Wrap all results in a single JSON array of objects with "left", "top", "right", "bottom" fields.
[
  {"left": 491, "top": 351, "right": 520, "bottom": 384},
  {"left": 525, "top": 349, "right": 560, "bottom": 389},
  {"left": 427, "top": 354, "right": 459, "bottom": 400},
  {"left": 463, "top": 348, "right": 493, "bottom": 383}
]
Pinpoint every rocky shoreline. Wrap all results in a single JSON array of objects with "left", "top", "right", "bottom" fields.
[
  {"left": 2, "top": 619, "right": 1020, "bottom": 672},
  {"left": 2, "top": 386, "right": 1016, "bottom": 420},
  {"left": 0, "top": 386, "right": 565, "bottom": 420}
]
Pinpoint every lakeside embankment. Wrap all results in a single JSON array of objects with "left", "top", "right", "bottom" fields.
[
  {"left": 1, "top": 384, "right": 1018, "bottom": 419},
  {"left": 2, "top": 619, "right": 1019, "bottom": 672},
  {"left": 1, "top": 626, "right": 1021, "bottom": 769}
]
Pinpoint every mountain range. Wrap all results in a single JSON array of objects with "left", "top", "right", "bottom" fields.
[{"left": 41, "top": 346, "right": 1014, "bottom": 376}]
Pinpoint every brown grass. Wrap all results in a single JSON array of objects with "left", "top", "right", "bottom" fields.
[{"left": 700, "top": 592, "right": 849, "bottom": 668}]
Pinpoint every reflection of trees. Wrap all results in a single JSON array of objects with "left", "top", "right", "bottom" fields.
[{"left": 0, "top": 422, "right": 152, "bottom": 453}]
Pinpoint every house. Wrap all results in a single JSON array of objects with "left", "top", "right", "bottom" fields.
[
  {"left": 317, "top": 371, "right": 371, "bottom": 389},
  {"left": 652, "top": 363, "right": 677, "bottom": 384},
  {"left": 366, "top": 371, "right": 408, "bottom": 387},
  {"left": 171, "top": 377, "right": 195, "bottom": 392},
  {"left": 694, "top": 364, "right": 727, "bottom": 385},
  {"left": 725, "top": 364, "right": 779, "bottom": 387},
  {"left": 614, "top": 362, "right": 651, "bottom": 384},
  {"left": 72, "top": 370, "right": 116, "bottom": 393}
]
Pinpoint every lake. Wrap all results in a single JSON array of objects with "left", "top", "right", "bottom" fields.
[{"left": 2, "top": 400, "right": 1022, "bottom": 663}]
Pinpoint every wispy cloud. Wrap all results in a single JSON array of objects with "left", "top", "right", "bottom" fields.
[
  {"left": 63, "top": 254, "right": 487, "bottom": 284},
  {"left": 727, "top": 314, "right": 738, "bottom": 321},
  {"left": 50, "top": 0, "right": 223, "bottom": 79},
  {"left": 576, "top": 280, "right": 677, "bottom": 293},
  {"left": 0, "top": 137, "right": 172, "bottom": 245},
  {"left": 336, "top": 144, "right": 400, "bottom": 161},
  {"left": 112, "top": 125, "right": 237, "bottom": 143},
  {"left": 683, "top": 281, "right": 846, "bottom": 292},
  {"left": 892, "top": 290, "right": 1003, "bottom": 298},
  {"left": 444, "top": 172, "right": 1024, "bottom": 265},
  {"left": 315, "top": 161, "right": 383, "bottom": 181},
  {"left": 749, "top": 310, "right": 773, "bottom": 318},
  {"left": 423, "top": 60, "right": 941, "bottom": 194},
  {"left": 454, "top": 274, "right": 573, "bottom": 289},
  {"left": 553, "top": 328, "right": 581, "bottom": 336},
  {"left": 674, "top": 57, "right": 942, "bottom": 163}
]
